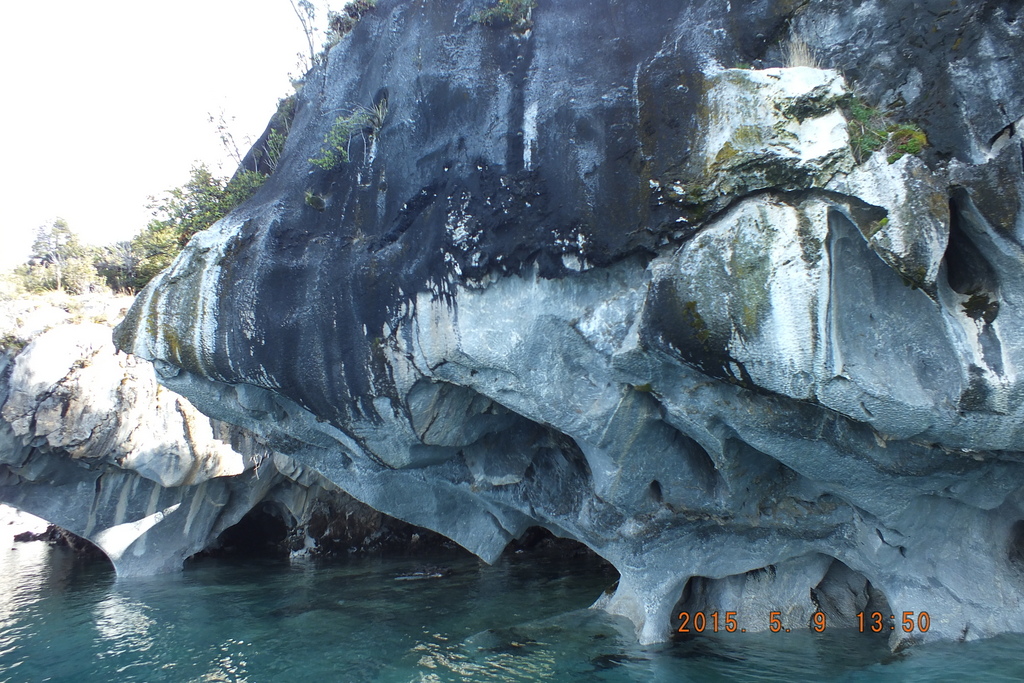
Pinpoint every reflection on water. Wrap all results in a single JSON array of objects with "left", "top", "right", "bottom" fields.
[
  {"left": 95, "top": 593, "right": 156, "bottom": 658},
  {"left": 0, "top": 542, "right": 1022, "bottom": 682}
]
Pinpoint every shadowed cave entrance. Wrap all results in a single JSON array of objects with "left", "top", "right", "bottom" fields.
[
  {"left": 504, "top": 526, "right": 617, "bottom": 566},
  {"left": 810, "top": 559, "right": 892, "bottom": 630},
  {"left": 670, "top": 558, "right": 892, "bottom": 637},
  {"left": 1007, "top": 520, "right": 1024, "bottom": 570},
  {"left": 200, "top": 501, "right": 294, "bottom": 558},
  {"left": 197, "top": 501, "right": 619, "bottom": 580},
  {"left": 194, "top": 494, "right": 471, "bottom": 561}
]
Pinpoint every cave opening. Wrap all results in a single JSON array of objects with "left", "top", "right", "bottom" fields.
[
  {"left": 944, "top": 190, "right": 1000, "bottom": 303},
  {"left": 202, "top": 501, "right": 294, "bottom": 559},
  {"left": 670, "top": 574, "right": 722, "bottom": 639},
  {"left": 811, "top": 558, "right": 891, "bottom": 630},
  {"left": 1007, "top": 520, "right": 1024, "bottom": 570},
  {"left": 504, "top": 526, "right": 609, "bottom": 561},
  {"left": 669, "top": 558, "right": 893, "bottom": 637},
  {"left": 648, "top": 480, "right": 663, "bottom": 503}
]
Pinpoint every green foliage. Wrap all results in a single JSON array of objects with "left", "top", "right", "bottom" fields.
[
  {"left": 840, "top": 95, "right": 928, "bottom": 164},
  {"left": 265, "top": 128, "right": 287, "bottom": 170},
  {"left": 310, "top": 114, "right": 364, "bottom": 168},
  {"left": 309, "top": 100, "right": 387, "bottom": 170},
  {"left": 886, "top": 124, "right": 928, "bottom": 164},
  {"left": 17, "top": 219, "right": 103, "bottom": 295},
  {"left": 325, "top": 0, "right": 378, "bottom": 48},
  {"left": 0, "top": 272, "right": 25, "bottom": 301},
  {"left": 12, "top": 263, "right": 52, "bottom": 294},
  {"left": 94, "top": 242, "right": 142, "bottom": 294},
  {"left": 225, "top": 170, "right": 268, "bottom": 206},
  {"left": 8, "top": 108, "right": 280, "bottom": 296},
  {"left": 472, "top": 0, "right": 537, "bottom": 31},
  {"left": 16, "top": 254, "right": 102, "bottom": 296},
  {"left": 253, "top": 96, "right": 296, "bottom": 173},
  {"left": 147, "top": 165, "right": 264, "bottom": 248},
  {"left": 129, "top": 225, "right": 179, "bottom": 291},
  {"left": 366, "top": 99, "right": 389, "bottom": 129},
  {"left": 842, "top": 96, "right": 888, "bottom": 163},
  {"left": 128, "top": 165, "right": 266, "bottom": 291},
  {"left": 305, "top": 190, "right": 327, "bottom": 211},
  {"left": 61, "top": 256, "right": 104, "bottom": 295}
]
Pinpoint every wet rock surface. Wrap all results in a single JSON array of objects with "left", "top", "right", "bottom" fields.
[{"left": 97, "top": 0, "right": 1024, "bottom": 647}]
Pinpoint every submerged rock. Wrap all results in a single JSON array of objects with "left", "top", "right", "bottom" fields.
[
  {"left": 100, "top": 0, "right": 1024, "bottom": 648},
  {"left": 394, "top": 565, "right": 453, "bottom": 581},
  {"left": 12, "top": 529, "right": 47, "bottom": 543}
]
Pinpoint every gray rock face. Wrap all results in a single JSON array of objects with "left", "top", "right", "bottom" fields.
[
  {"left": 0, "top": 317, "right": 418, "bottom": 575},
  {"left": 112, "top": 0, "right": 1024, "bottom": 646}
]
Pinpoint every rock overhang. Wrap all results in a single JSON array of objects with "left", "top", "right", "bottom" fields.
[{"left": 113, "top": 0, "right": 1024, "bottom": 647}]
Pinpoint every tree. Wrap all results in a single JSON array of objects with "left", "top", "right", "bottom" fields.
[
  {"left": 128, "top": 164, "right": 266, "bottom": 291},
  {"left": 30, "top": 218, "right": 76, "bottom": 291},
  {"left": 24, "top": 219, "right": 102, "bottom": 294},
  {"left": 289, "top": 0, "right": 318, "bottom": 70},
  {"left": 94, "top": 241, "right": 142, "bottom": 294}
]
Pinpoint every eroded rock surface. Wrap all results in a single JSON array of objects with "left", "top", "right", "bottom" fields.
[
  {"left": 113, "top": 0, "right": 1024, "bottom": 647},
  {"left": 0, "top": 304, "right": 446, "bottom": 575}
]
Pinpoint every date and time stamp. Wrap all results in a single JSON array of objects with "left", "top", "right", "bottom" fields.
[{"left": 676, "top": 610, "right": 931, "bottom": 634}]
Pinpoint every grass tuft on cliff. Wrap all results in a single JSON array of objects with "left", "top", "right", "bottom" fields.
[
  {"left": 472, "top": 0, "right": 537, "bottom": 32},
  {"left": 841, "top": 95, "right": 928, "bottom": 164},
  {"left": 309, "top": 100, "right": 388, "bottom": 169},
  {"left": 325, "top": 0, "right": 377, "bottom": 49}
]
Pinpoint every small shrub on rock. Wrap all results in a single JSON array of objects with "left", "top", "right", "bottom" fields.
[
  {"left": 325, "top": 0, "right": 377, "bottom": 48},
  {"left": 841, "top": 95, "right": 928, "bottom": 164},
  {"left": 309, "top": 100, "right": 388, "bottom": 169},
  {"left": 472, "top": 0, "right": 537, "bottom": 32}
]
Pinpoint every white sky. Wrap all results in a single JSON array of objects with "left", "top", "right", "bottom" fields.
[{"left": 0, "top": 0, "right": 326, "bottom": 270}]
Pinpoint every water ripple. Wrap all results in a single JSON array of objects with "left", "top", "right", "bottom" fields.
[{"left": 0, "top": 546, "right": 1022, "bottom": 681}]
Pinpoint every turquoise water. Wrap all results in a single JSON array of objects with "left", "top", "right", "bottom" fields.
[{"left": 2, "top": 542, "right": 1024, "bottom": 682}]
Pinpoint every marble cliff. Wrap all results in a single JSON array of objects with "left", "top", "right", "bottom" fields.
[
  {"left": 50, "top": 0, "right": 1024, "bottom": 646},
  {"left": 0, "top": 298, "right": 420, "bottom": 575}
]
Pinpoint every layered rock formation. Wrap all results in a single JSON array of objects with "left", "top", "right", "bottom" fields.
[
  {"left": 0, "top": 298, "right": 441, "bottom": 574},
  {"left": 112, "top": 0, "right": 1024, "bottom": 646}
]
